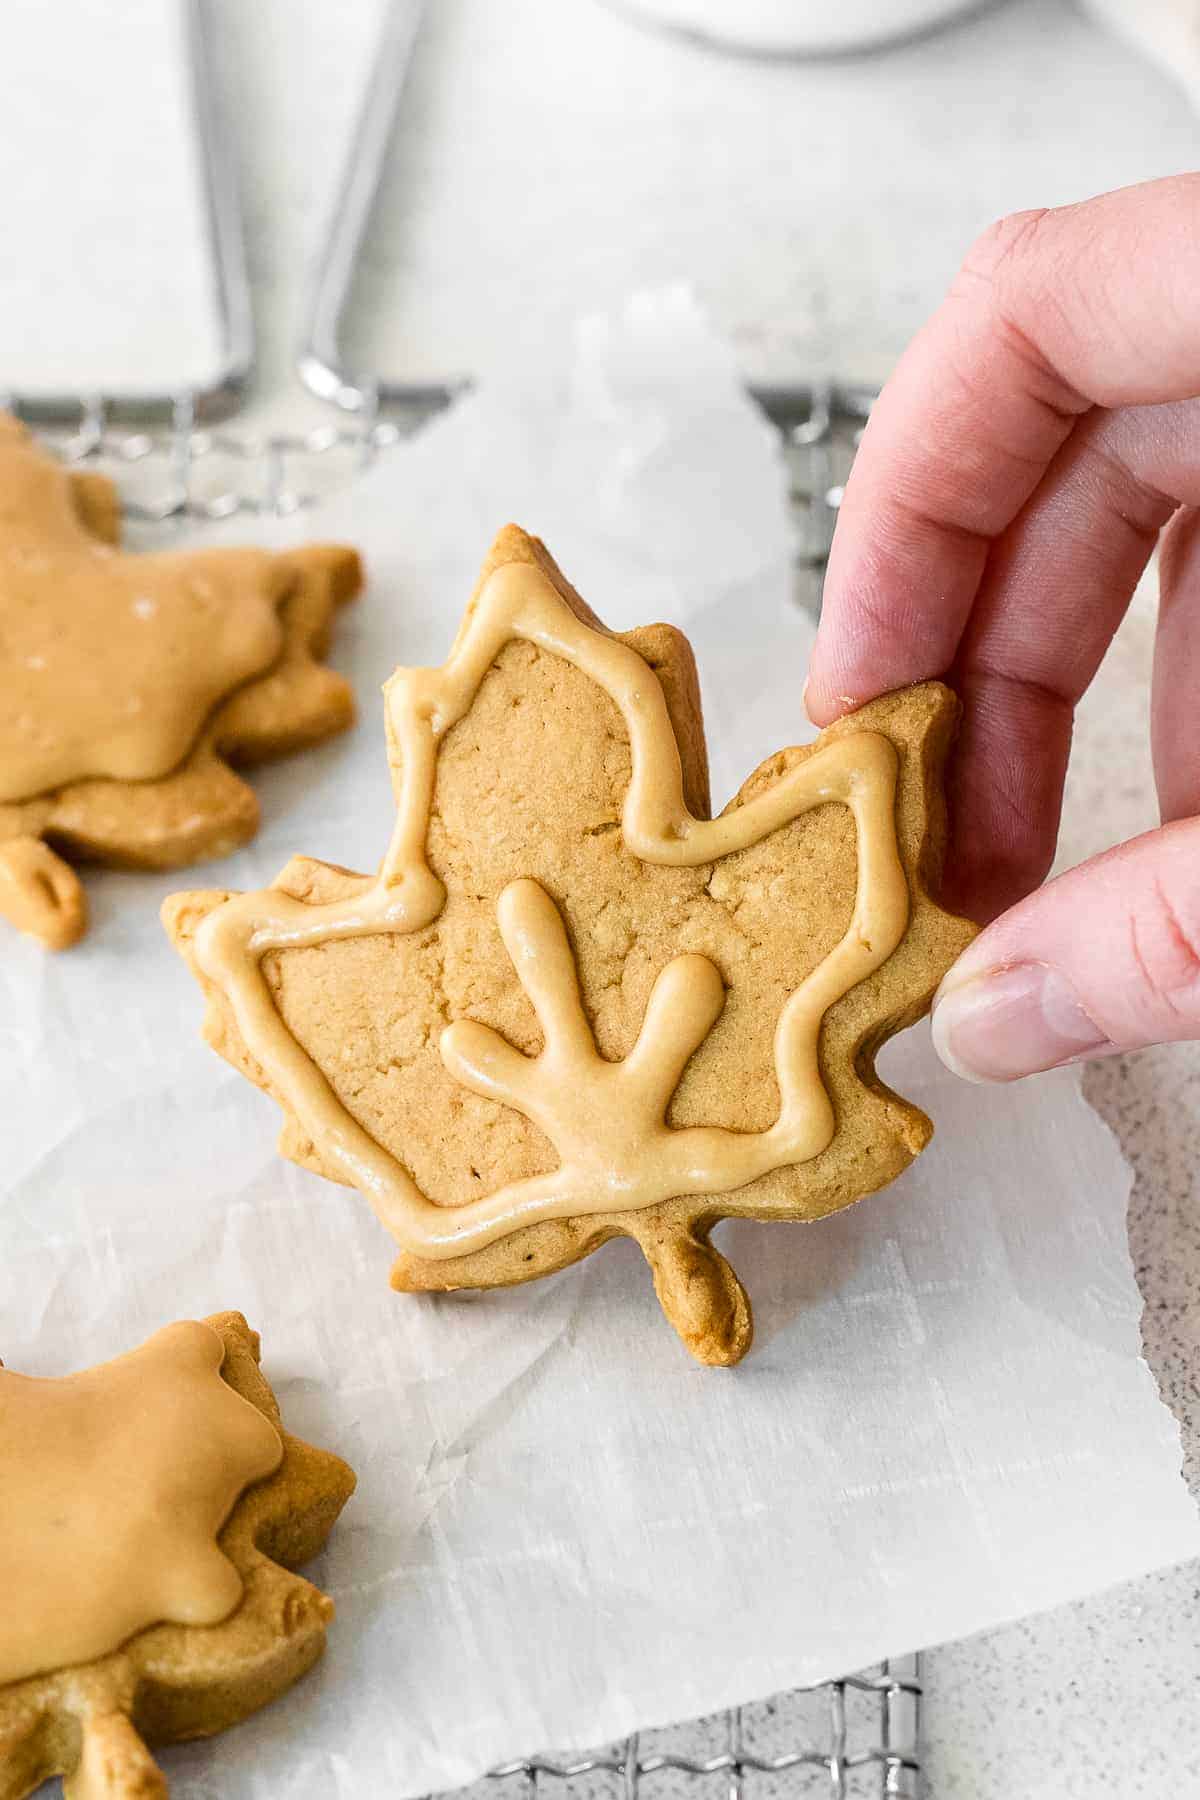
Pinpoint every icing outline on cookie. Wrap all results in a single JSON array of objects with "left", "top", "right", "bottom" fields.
[{"left": 193, "top": 560, "right": 909, "bottom": 1258}]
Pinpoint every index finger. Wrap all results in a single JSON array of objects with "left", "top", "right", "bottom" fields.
[{"left": 806, "top": 173, "right": 1200, "bottom": 722}]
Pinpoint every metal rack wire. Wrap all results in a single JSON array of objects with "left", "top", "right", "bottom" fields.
[
  {"left": 451, "top": 1658, "right": 921, "bottom": 1800},
  {"left": 6, "top": 394, "right": 400, "bottom": 526},
  {"left": 18, "top": 390, "right": 864, "bottom": 608}
]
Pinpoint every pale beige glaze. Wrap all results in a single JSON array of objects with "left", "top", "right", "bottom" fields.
[
  {"left": 0, "top": 419, "right": 286, "bottom": 805},
  {"left": 0, "top": 1321, "right": 282, "bottom": 1689},
  {"left": 193, "top": 561, "right": 909, "bottom": 1259}
]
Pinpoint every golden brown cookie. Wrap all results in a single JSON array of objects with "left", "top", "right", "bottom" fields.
[
  {"left": 0, "top": 1311, "right": 355, "bottom": 1799},
  {"left": 0, "top": 414, "right": 362, "bottom": 950},
  {"left": 165, "top": 526, "right": 976, "bottom": 1365}
]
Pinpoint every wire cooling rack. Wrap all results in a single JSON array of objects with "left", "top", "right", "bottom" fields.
[
  {"left": 18, "top": 406, "right": 918, "bottom": 1800},
  {"left": 20, "top": 391, "right": 864, "bottom": 600},
  {"left": 468, "top": 1659, "right": 922, "bottom": 1800}
]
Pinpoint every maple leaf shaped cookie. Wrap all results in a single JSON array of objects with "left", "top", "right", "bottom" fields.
[
  {"left": 0, "top": 1312, "right": 355, "bottom": 1799},
  {"left": 0, "top": 414, "right": 362, "bottom": 950},
  {"left": 166, "top": 527, "right": 976, "bottom": 1365}
]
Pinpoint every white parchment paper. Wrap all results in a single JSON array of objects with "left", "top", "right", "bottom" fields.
[{"left": 2, "top": 292, "right": 1197, "bottom": 1796}]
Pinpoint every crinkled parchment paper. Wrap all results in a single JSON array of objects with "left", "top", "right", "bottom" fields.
[{"left": 2, "top": 292, "right": 1196, "bottom": 1796}]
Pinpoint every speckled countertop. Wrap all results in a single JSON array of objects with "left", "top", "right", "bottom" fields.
[
  {"left": 15, "top": 0, "right": 1200, "bottom": 1789},
  {"left": 925, "top": 576, "right": 1200, "bottom": 1797}
]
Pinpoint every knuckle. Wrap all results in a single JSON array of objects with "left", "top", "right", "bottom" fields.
[
  {"left": 1157, "top": 505, "right": 1200, "bottom": 601},
  {"left": 1128, "top": 872, "right": 1200, "bottom": 1016},
  {"left": 947, "top": 209, "right": 1086, "bottom": 419},
  {"left": 1070, "top": 422, "right": 1173, "bottom": 540},
  {"left": 958, "top": 208, "right": 1051, "bottom": 292}
]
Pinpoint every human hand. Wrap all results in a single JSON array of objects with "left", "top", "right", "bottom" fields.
[{"left": 806, "top": 174, "right": 1200, "bottom": 1082}]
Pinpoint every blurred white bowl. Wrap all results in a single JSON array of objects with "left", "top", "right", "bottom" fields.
[{"left": 606, "top": 0, "right": 990, "bottom": 56}]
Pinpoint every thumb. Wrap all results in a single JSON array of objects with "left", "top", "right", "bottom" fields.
[{"left": 931, "top": 817, "right": 1200, "bottom": 1081}]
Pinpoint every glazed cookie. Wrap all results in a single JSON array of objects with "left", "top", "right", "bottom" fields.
[
  {"left": 166, "top": 526, "right": 976, "bottom": 1365},
  {"left": 0, "top": 1311, "right": 355, "bottom": 1798},
  {"left": 0, "top": 414, "right": 362, "bottom": 950}
]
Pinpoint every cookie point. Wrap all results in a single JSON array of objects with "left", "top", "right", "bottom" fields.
[
  {"left": 641, "top": 1230, "right": 754, "bottom": 1366},
  {"left": 0, "top": 837, "right": 87, "bottom": 949}
]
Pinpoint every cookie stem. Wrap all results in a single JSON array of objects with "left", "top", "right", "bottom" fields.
[
  {"left": 0, "top": 836, "right": 86, "bottom": 950},
  {"left": 65, "top": 1712, "right": 166, "bottom": 1800},
  {"left": 640, "top": 1229, "right": 754, "bottom": 1366}
]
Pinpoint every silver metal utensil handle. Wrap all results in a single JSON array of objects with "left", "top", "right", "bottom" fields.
[
  {"left": 293, "top": 0, "right": 877, "bottom": 440},
  {"left": 3, "top": 0, "right": 253, "bottom": 428}
]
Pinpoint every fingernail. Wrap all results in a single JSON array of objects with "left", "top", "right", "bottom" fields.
[
  {"left": 801, "top": 675, "right": 813, "bottom": 721},
  {"left": 931, "top": 962, "right": 1113, "bottom": 1083}
]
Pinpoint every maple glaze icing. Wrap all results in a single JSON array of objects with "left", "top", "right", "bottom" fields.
[
  {"left": 193, "top": 560, "right": 909, "bottom": 1258},
  {"left": 0, "top": 423, "right": 287, "bottom": 804},
  {"left": 0, "top": 1321, "right": 281, "bottom": 1689}
]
